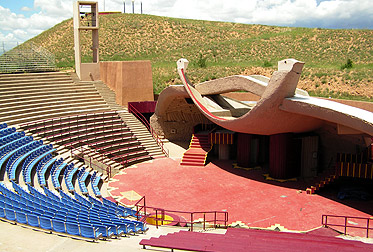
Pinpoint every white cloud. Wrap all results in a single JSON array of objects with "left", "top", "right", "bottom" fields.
[
  {"left": 0, "top": 1, "right": 72, "bottom": 50},
  {"left": 0, "top": 0, "right": 372, "bottom": 52},
  {"left": 21, "top": 6, "right": 33, "bottom": 12}
]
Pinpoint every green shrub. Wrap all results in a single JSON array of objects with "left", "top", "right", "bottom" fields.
[
  {"left": 263, "top": 60, "right": 273, "bottom": 67},
  {"left": 341, "top": 58, "right": 353, "bottom": 70},
  {"left": 195, "top": 53, "right": 207, "bottom": 68}
]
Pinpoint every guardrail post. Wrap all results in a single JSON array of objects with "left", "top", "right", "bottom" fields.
[
  {"left": 191, "top": 213, "right": 193, "bottom": 232},
  {"left": 203, "top": 213, "right": 206, "bottom": 230},
  {"left": 367, "top": 218, "right": 370, "bottom": 238},
  {"left": 344, "top": 217, "right": 347, "bottom": 235},
  {"left": 214, "top": 212, "right": 217, "bottom": 228}
]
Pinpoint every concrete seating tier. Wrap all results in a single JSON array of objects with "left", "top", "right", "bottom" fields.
[
  {"left": 0, "top": 72, "right": 110, "bottom": 126},
  {"left": 21, "top": 112, "right": 152, "bottom": 170}
]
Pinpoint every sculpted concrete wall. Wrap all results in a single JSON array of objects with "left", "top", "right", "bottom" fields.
[{"left": 150, "top": 85, "right": 211, "bottom": 141}]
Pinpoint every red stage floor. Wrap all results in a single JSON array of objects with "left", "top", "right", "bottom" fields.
[{"left": 108, "top": 158, "right": 372, "bottom": 235}]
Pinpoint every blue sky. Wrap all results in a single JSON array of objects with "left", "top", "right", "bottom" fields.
[{"left": 0, "top": 0, "right": 372, "bottom": 52}]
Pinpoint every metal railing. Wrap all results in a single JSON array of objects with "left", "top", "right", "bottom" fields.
[
  {"left": 69, "top": 143, "right": 113, "bottom": 178},
  {"left": 19, "top": 111, "right": 118, "bottom": 131},
  {"left": 128, "top": 104, "right": 169, "bottom": 157},
  {"left": 135, "top": 196, "right": 228, "bottom": 232},
  {"left": 322, "top": 214, "right": 373, "bottom": 238}
]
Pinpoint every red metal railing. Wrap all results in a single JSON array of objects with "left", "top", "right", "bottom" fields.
[
  {"left": 135, "top": 196, "right": 228, "bottom": 232},
  {"left": 19, "top": 110, "right": 118, "bottom": 130},
  {"left": 69, "top": 142, "right": 113, "bottom": 178},
  {"left": 19, "top": 111, "right": 152, "bottom": 178},
  {"left": 322, "top": 214, "right": 373, "bottom": 238},
  {"left": 128, "top": 104, "right": 169, "bottom": 157}
]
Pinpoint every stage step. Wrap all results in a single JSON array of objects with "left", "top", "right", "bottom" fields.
[{"left": 180, "top": 133, "right": 211, "bottom": 167}]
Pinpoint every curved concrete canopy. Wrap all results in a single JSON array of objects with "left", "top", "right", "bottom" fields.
[{"left": 175, "top": 58, "right": 373, "bottom": 136}]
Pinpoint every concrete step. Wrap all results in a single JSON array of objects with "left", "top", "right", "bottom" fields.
[
  {"left": 0, "top": 72, "right": 70, "bottom": 79},
  {"left": 0, "top": 97, "right": 106, "bottom": 112},
  {"left": 4, "top": 107, "right": 111, "bottom": 127},
  {"left": 0, "top": 100, "right": 108, "bottom": 115},
  {"left": 0, "top": 92, "right": 102, "bottom": 103},
  {"left": 0, "top": 78, "right": 76, "bottom": 87},
  {"left": 0, "top": 103, "right": 110, "bottom": 122}
]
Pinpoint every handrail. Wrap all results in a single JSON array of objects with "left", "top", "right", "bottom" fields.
[
  {"left": 69, "top": 143, "right": 112, "bottom": 178},
  {"left": 135, "top": 196, "right": 228, "bottom": 231},
  {"left": 322, "top": 214, "right": 373, "bottom": 238},
  {"left": 128, "top": 104, "right": 169, "bottom": 157},
  {"left": 19, "top": 110, "right": 117, "bottom": 129}
]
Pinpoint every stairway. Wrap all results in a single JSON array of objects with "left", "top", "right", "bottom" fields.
[
  {"left": 306, "top": 173, "right": 338, "bottom": 194},
  {"left": 180, "top": 133, "right": 212, "bottom": 167},
  {"left": 89, "top": 78, "right": 166, "bottom": 159},
  {"left": 0, "top": 72, "right": 110, "bottom": 126}
]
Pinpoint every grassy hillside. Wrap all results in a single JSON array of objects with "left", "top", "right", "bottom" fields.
[{"left": 27, "top": 14, "right": 373, "bottom": 100}]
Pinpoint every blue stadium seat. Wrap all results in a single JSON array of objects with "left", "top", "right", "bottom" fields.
[
  {"left": 66, "top": 222, "right": 80, "bottom": 236},
  {"left": 0, "top": 207, "right": 5, "bottom": 218},
  {"left": 52, "top": 219, "right": 66, "bottom": 233},
  {"left": 15, "top": 211, "right": 28, "bottom": 224},
  {"left": 80, "top": 224, "right": 102, "bottom": 240},
  {"left": 5, "top": 208, "right": 16, "bottom": 221},
  {"left": 39, "top": 216, "right": 52, "bottom": 231},
  {"left": 27, "top": 214, "right": 40, "bottom": 227}
]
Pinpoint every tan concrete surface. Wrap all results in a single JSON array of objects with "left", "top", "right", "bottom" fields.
[{"left": 0, "top": 219, "right": 182, "bottom": 252}]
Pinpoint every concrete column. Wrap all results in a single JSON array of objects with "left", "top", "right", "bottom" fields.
[{"left": 219, "top": 144, "right": 230, "bottom": 160}]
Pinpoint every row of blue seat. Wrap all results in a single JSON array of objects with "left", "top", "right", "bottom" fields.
[
  {"left": 0, "top": 136, "right": 33, "bottom": 167},
  {"left": 0, "top": 126, "right": 104, "bottom": 198},
  {"left": 6, "top": 140, "right": 44, "bottom": 181},
  {"left": 0, "top": 131, "right": 24, "bottom": 147},
  {"left": 50, "top": 159, "right": 66, "bottom": 189},
  {"left": 0, "top": 126, "right": 15, "bottom": 138},
  {"left": 77, "top": 168, "right": 89, "bottom": 195},
  {"left": 0, "top": 182, "right": 145, "bottom": 237},
  {"left": 0, "top": 126, "right": 147, "bottom": 241},
  {"left": 22, "top": 144, "right": 55, "bottom": 184},
  {"left": 91, "top": 171, "right": 101, "bottom": 197},
  {"left": 0, "top": 123, "right": 7, "bottom": 130},
  {"left": 37, "top": 155, "right": 55, "bottom": 187},
  {"left": 0, "top": 206, "right": 103, "bottom": 241},
  {"left": 64, "top": 163, "right": 80, "bottom": 192}
]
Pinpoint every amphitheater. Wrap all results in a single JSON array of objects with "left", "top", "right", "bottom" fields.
[
  {"left": 0, "top": 62, "right": 372, "bottom": 251},
  {"left": 0, "top": 3, "right": 372, "bottom": 251}
]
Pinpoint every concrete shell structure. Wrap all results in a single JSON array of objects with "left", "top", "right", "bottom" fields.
[
  {"left": 150, "top": 58, "right": 372, "bottom": 178},
  {"left": 151, "top": 58, "right": 372, "bottom": 139}
]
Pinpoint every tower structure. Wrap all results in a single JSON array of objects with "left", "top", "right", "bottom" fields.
[{"left": 73, "top": 1, "right": 100, "bottom": 81}]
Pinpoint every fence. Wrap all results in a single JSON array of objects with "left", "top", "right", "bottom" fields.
[
  {"left": 135, "top": 196, "right": 228, "bottom": 232},
  {"left": 322, "top": 214, "right": 373, "bottom": 238},
  {"left": 0, "top": 41, "right": 55, "bottom": 73}
]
